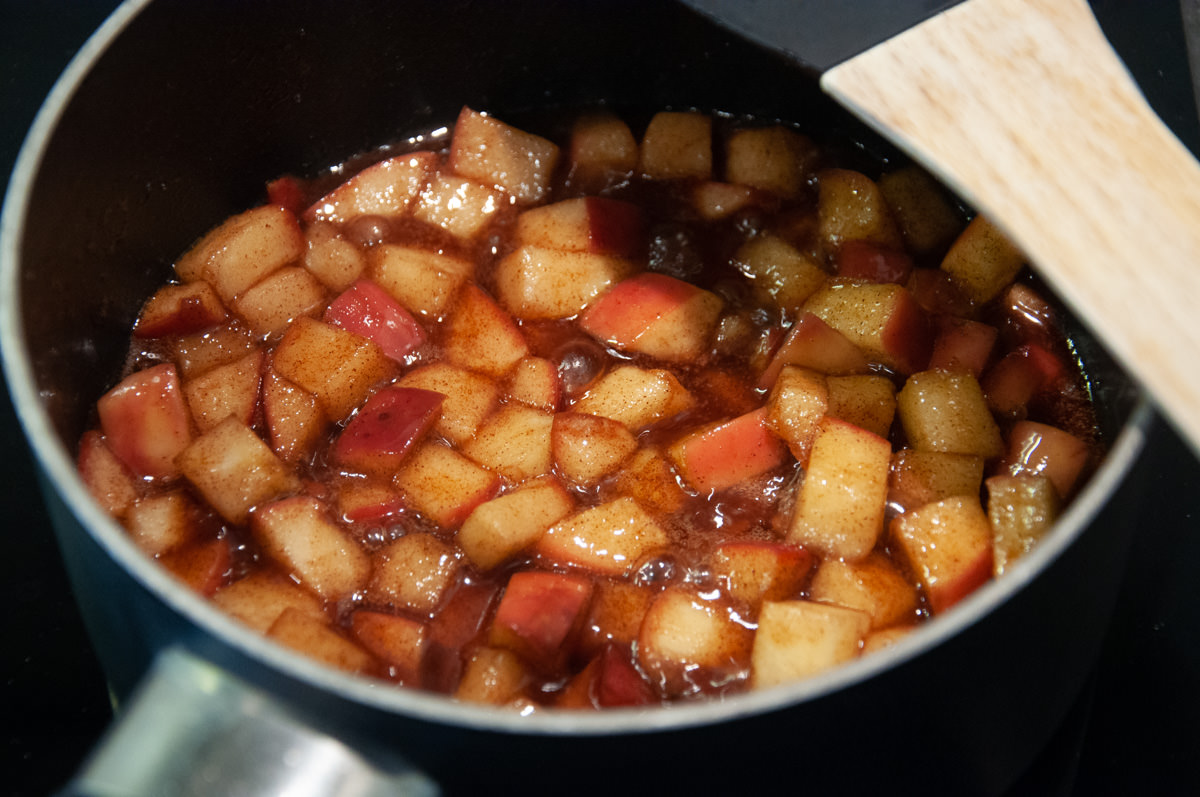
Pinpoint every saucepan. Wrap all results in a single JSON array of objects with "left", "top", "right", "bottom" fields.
[{"left": 0, "top": 0, "right": 1162, "bottom": 794}]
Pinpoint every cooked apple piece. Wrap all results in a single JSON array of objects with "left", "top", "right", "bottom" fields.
[
  {"left": 816, "top": 168, "right": 903, "bottom": 253},
  {"left": 77, "top": 430, "right": 141, "bottom": 518},
  {"left": 878, "top": 165, "right": 964, "bottom": 255},
  {"left": 177, "top": 417, "right": 298, "bottom": 524},
  {"left": 987, "top": 473, "right": 1061, "bottom": 575},
  {"left": 266, "top": 175, "right": 305, "bottom": 215},
  {"left": 579, "top": 578, "right": 654, "bottom": 657},
  {"left": 97, "top": 363, "right": 194, "bottom": 481},
  {"left": 669, "top": 408, "right": 789, "bottom": 493},
  {"left": 370, "top": 532, "right": 461, "bottom": 615},
  {"left": 134, "top": 281, "right": 227, "bottom": 338},
  {"left": 397, "top": 363, "right": 498, "bottom": 445},
  {"left": 552, "top": 411, "right": 638, "bottom": 487},
  {"left": 490, "top": 571, "right": 594, "bottom": 670},
  {"left": 304, "top": 152, "right": 436, "bottom": 224},
  {"left": 862, "top": 626, "right": 914, "bottom": 655},
  {"left": 413, "top": 173, "right": 504, "bottom": 240},
  {"left": 711, "top": 540, "right": 814, "bottom": 610},
  {"left": 335, "top": 479, "right": 405, "bottom": 524},
  {"left": 183, "top": 349, "right": 263, "bottom": 433},
  {"left": 449, "top": 107, "right": 560, "bottom": 203},
  {"left": 159, "top": 538, "right": 232, "bottom": 597},
  {"left": 454, "top": 646, "right": 532, "bottom": 706},
  {"left": 998, "top": 420, "right": 1090, "bottom": 499},
  {"left": 731, "top": 234, "right": 827, "bottom": 317},
  {"left": 368, "top": 244, "right": 473, "bottom": 319},
  {"left": 393, "top": 442, "right": 502, "bottom": 528},
  {"left": 889, "top": 449, "right": 985, "bottom": 515},
  {"left": 493, "top": 244, "right": 634, "bottom": 320},
  {"left": 611, "top": 446, "right": 688, "bottom": 515},
  {"left": 637, "top": 586, "right": 752, "bottom": 698},
  {"left": 928, "top": 316, "right": 998, "bottom": 377},
  {"left": 786, "top": 417, "right": 892, "bottom": 561},
  {"left": 579, "top": 272, "right": 724, "bottom": 363},
  {"left": 809, "top": 552, "right": 919, "bottom": 630},
  {"left": 638, "top": 111, "right": 712, "bottom": 180},
  {"left": 515, "top": 197, "right": 644, "bottom": 258},
  {"left": 802, "top": 281, "right": 932, "bottom": 375},
  {"left": 573, "top": 365, "right": 694, "bottom": 430},
  {"left": 331, "top": 386, "right": 443, "bottom": 478},
  {"left": 897, "top": 369, "right": 1004, "bottom": 458},
  {"left": 324, "top": 279, "right": 427, "bottom": 363},
  {"left": 826, "top": 374, "right": 897, "bottom": 440},
  {"left": 424, "top": 581, "right": 501, "bottom": 693},
  {"left": 266, "top": 607, "right": 375, "bottom": 674},
  {"left": 175, "top": 205, "right": 305, "bottom": 303},
  {"left": 891, "top": 495, "right": 994, "bottom": 614},
  {"left": 758, "top": 312, "right": 871, "bottom": 389},
  {"left": 350, "top": 610, "right": 428, "bottom": 684},
  {"left": 261, "top": 369, "right": 326, "bottom": 463},
  {"left": 233, "top": 266, "right": 327, "bottom": 337},
  {"left": 691, "top": 181, "right": 760, "bottom": 220},
  {"left": 272, "top": 317, "right": 396, "bottom": 420},
  {"left": 443, "top": 283, "right": 530, "bottom": 378},
  {"left": 567, "top": 112, "right": 638, "bottom": 191},
  {"left": 750, "top": 599, "right": 870, "bottom": 689},
  {"left": 125, "top": 489, "right": 198, "bottom": 557},
  {"left": 981, "top": 343, "right": 1067, "bottom": 418},
  {"left": 536, "top": 497, "right": 670, "bottom": 577},
  {"left": 725, "top": 124, "right": 814, "bottom": 198},
  {"left": 834, "top": 240, "right": 914, "bottom": 285},
  {"left": 254, "top": 496, "right": 370, "bottom": 600},
  {"left": 462, "top": 403, "right": 554, "bottom": 483},
  {"left": 212, "top": 571, "right": 327, "bottom": 633},
  {"left": 558, "top": 644, "right": 655, "bottom": 709},
  {"left": 940, "top": 214, "right": 1025, "bottom": 304},
  {"left": 503, "top": 356, "right": 561, "bottom": 412},
  {"left": 170, "top": 321, "right": 260, "bottom": 379},
  {"left": 765, "top": 365, "right": 828, "bottom": 463},
  {"left": 457, "top": 476, "right": 575, "bottom": 570},
  {"left": 303, "top": 221, "right": 366, "bottom": 291},
  {"left": 906, "top": 266, "right": 974, "bottom": 317}
]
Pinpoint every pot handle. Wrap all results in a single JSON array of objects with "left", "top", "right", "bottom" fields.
[{"left": 54, "top": 647, "right": 440, "bottom": 797}]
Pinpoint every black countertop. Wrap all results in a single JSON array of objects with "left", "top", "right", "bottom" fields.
[{"left": 3, "top": 2, "right": 1198, "bottom": 795}]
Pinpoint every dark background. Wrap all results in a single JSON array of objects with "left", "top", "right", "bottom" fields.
[{"left": 2, "top": 1, "right": 1198, "bottom": 795}]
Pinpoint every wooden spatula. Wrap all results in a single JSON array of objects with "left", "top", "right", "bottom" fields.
[{"left": 685, "top": 0, "right": 1200, "bottom": 459}]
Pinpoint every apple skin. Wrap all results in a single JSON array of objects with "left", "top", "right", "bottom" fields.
[
  {"left": 669, "top": 408, "right": 790, "bottom": 493},
  {"left": 835, "top": 240, "right": 914, "bottom": 284},
  {"left": 580, "top": 272, "right": 701, "bottom": 347},
  {"left": 325, "top": 279, "right": 427, "bottom": 363},
  {"left": 490, "top": 571, "right": 594, "bottom": 670},
  {"left": 332, "top": 386, "right": 445, "bottom": 477},
  {"left": 97, "top": 363, "right": 194, "bottom": 480}
]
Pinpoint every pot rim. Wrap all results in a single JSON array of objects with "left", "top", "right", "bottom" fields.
[{"left": 0, "top": 0, "right": 1156, "bottom": 737}]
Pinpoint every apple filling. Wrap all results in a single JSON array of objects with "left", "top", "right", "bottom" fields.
[{"left": 78, "top": 106, "right": 1102, "bottom": 708}]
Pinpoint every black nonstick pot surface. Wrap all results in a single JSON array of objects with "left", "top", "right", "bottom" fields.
[{"left": 3, "top": 2, "right": 1199, "bottom": 795}]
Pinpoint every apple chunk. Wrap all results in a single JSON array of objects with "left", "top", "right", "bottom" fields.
[
  {"left": 490, "top": 571, "right": 594, "bottom": 670},
  {"left": 808, "top": 552, "right": 919, "bottom": 630},
  {"left": 493, "top": 244, "right": 634, "bottom": 321},
  {"left": 350, "top": 610, "right": 428, "bottom": 684},
  {"left": 573, "top": 365, "right": 694, "bottom": 431},
  {"left": 443, "top": 283, "right": 530, "bottom": 378},
  {"left": 638, "top": 111, "right": 712, "bottom": 180},
  {"left": 637, "top": 586, "right": 752, "bottom": 698},
  {"left": 987, "top": 473, "right": 1060, "bottom": 575},
  {"left": 98, "top": 363, "right": 194, "bottom": 481},
  {"left": 272, "top": 317, "right": 396, "bottom": 421},
  {"left": 536, "top": 497, "right": 670, "bottom": 577},
  {"left": 579, "top": 272, "right": 723, "bottom": 364},
  {"left": 669, "top": 408, "right": 789, "bottom": 493},
  {"left": 802, "top": 281, "right": 932, "bottom": 375},
  {"left": 325, "top": 279, "right": 427, "bottom": 363},
  {"left": 134, "top": 281, "right": 227, "bottom": 338},
  {"left": 175, "top": 204, "right": 304, "bottom": 303},
  {"left": 515, "top": 197, "right": 644, "bottom": 258},
  {"left": 891, "top": 495, "right": 994, "bottom": 614},
  {"left": 897, "top": 370, "right": 1003, "bottom": 458},
  {"left": 397, "top": 363, "right": 498, "bottom": 445},
  {"left": 253, "top": 496, "right": 371, "bottom": 601},
  {"left": 551, "top": 411, "right": 638, "bottom": 488},
  {"left": 331, "top": 386, "right": 444, "bottom": 477},
  {"left": 77, "top": 430, "right": 141, "bottom": 518},
  {"left": 710, "top": 540, "right": 814, "bottom": 610},
  {"left": 393, "top": 442, "right": 501, "bottom": 529},
  {"left": 369, "top": 532, "right": 461, "bottom": 615},
  {"left": 449, "top": 106, "right": 560, "bottom": 204},
  {"left": 304, "top": 151, "right": 436, "bottom": 224},
  {"left": 750, "top": 600, "right": 870, "bottom": 689},
  {"left": 457, "top": 476, "right": 575, "bottom": 570},
  {"left": 176, "top": 417, "right": 299, "bottom": 524}
]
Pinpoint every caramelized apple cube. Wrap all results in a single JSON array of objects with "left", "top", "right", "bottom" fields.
[
  {"left": 413, "top": 173, "right": 504, "bottom": 240},
  {"left": 303, "top": 221, "right": 366, "bottom": 291},
  {"left": 393, "top": 442, "right": 502, "bottom": 528},
  {"left": 611, "top": 446, "right": 688, "bottom": 515},
  {"left": 987, "top": 473, "right": 1061, "bottom": 575},
  {"left": 724, "top": 125, "right": 814, "bottom": 198},
  {"left": 305, "top": 152, "right": 436, "bottom": 224},
  {"left": 449, "top": 107, "right": 560, "bottom": 204},
  {"left": 457, "top": 476, "right": 575, "bottom": 570},
  {"left": 940, "top": 214, "right": 1025, "bottom": 304},
  {"left": 261, "top": 370, "right": 326, "bottom": 463},
  {"left": 97, "top": 363, "right": 194, "bottom": 480},
  {"left": 826, "top": 374, "right": 897, "bottom": 440},
  {"left": 897, "top": 370, "right": 1003, "bottom": 458},
  {"left": 443, "top": 283, "right": 530, "bottom": 377},
  {"left": 212, "top": 571, "right": 326, "bottom": 633},
  {"left": 159, "top": 538, "right": 232, "bottom": 597},
  {"left": 462, "top": 403, "right": 554, "bottom": 483},
  {"left": 573, "top": 365, "right": 694, "bottom": 430},
  {"left": 928, "top": 316, "right": 998, "bottom": 377},
  {"left": 515, "top": 197, "right": 644, "bottom": 258},
  {"left": 803, "top": 281, "right": 932, "bottom": 375},
  {"left": 891, "top": 495, "right": 994, "bottom": 614},
  {"left": 368, "top": 244, "right": 473, "bottom": 319},
  {"left": 809, "top": 552, "right": 919, "bottom": 630},
  {"left": 335, "top": 479, "right": 405, "bottom": 524},
  {"left": 750, "top": 600, "right": 869, "bottom": 689},
  {"left": 397, "top": 363, "right": 498, "bottom": 445},
  {"left": 175, "top": 205, "right": 304, "bottom": 303},
  {"left": 266, "top": 607, "right": 375, "bottom": 674},
  {"left": 981, "top": 343, "right": 1067, "bottom": 418},
  {"left": 125, "top": 489, "right": 198, "bottom": 556},
  {"left": 579, "top": 272, "right": 723, "bottom": 363},
  {"left": 177, "top": 417, "right": 299, "bottom": 524},
  {"left": 834, "top": 240, "right": 914, "bottom": 284},
  {"left": 732, "top": 234, "right": 827, "bottom": 317},
  {"left": 998, "top": 420, "right": 1090, "bottom": 498},
  {"left": 502, "top": 356, "right": 561, "bottom": 412},
  {"left": 551, "top": 411, "right": 638, "bottom": 487},
  {"left": 580, "top": 579, "right": 654, "bottom": 656},
  {"left": 183, "top": 349, "right": 263, "bottom": 433},
  {"left": 558, "top": 644, "right": 655, "bottom": 709},
  {"left": 757, "top": 312, "right": 871, "bottom": 389},
  {"left": 536, "top": 497, "right": 670, "bottom": 577},
  {"left": 331, "top": 386, "right": 444, "bottom": 478},
  {"left": 690, "top": 181, "right": 759, "bottom": 220},
  {"left": 454, "top": 646, "right": 531, "bottom": 706},
  {"left": 878, "top": 165, "right": 964, "bottom": 255},
  {"left": 637, "top": 586, "right": 752, "bottom": 698},
  {"left": 669, "top": 408, "right": 789, "bottom": 493},
  {"left": 134, "top": 281, "right": 227, "bottom": 338},
  {"left": 324, "top": 279, "right": 427, "bottom": 363},
  {"left": 493, "top": 245, "right": 634, "bottom": 320},
  {"left": 170, "top": 322, "right": 259, "bottom": 379},
  {"left": 817, "top": 168, "right": 903, "bottom": 253},
  {"left": 77, "top": 430, "right": 140, "bottom": 518},
  {"left": 350, "top": 610, "right": 428, "bottom": 683},
  {"left": 490, "top": 571, "right": 594, "bottom": 669},
  {"left": 370, "top": 532, "right": 461, "bottom": 615},
  {"left": 233, "top": 266, "right": 327, "bottom": 337},
  {"left": 253, "top": 496, "right": 370, "bottom": 600},
  {"left": 638, "top": 111, "right": 712, "bottom": 180},
  {"left": 889, "top": 449, "right": 985, "bottom": 514},
  {"left": 765, "top": 365, "right": 829, "bottom": 463},
  {"left": 710, "top": 540, "right": 814, "bottom": 610},
  {"left": 567, "top": 112, "right": 638, "bottom": 191},
  {"left": 272, "top": 317, "right": 396, "bottom": 420}
]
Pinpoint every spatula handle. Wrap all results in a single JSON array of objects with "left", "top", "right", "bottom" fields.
[{"left": 824, "top": 0, "right": 1200, "bottom": 458}]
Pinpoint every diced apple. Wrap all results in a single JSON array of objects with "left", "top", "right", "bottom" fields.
[
  {"left": 862, "top": 626, "right": 914, "bottom": 655},
  {"left": 691, "top": 181, "right": 760, "bottom": 221},
  {"left": 335, "top": 479, "right": 405, "bottom": 524},
  {"left": 272, "top": 317, "right": 396, "bottom": 421},
  {"left": 177, "top": 417, "right": 299, "bottom": 524},
  {"left": 558, "top": 644, "right": 655, "bottom": 709},
  {"left": 878, "top": 165, "right": 964, "bottom": 255},
  {"left": 888, "top": 449, "right": 985, "bottom": 514},
  {"left": 266, "top": 175, "right": 306, "bottom": 216},
  {"left": 211, "top": 571, "right": 327, "bottom": 633},
  {"left": 940, "top": 214, "right": 1025, "bottom": 304},
  {"left": 579, "top": 272, "right": 724, "bottom": 363},
  {"left": 350, "top": 610, "right": 428, "bottom": 684},
  {"left": 750, "top": 599, "right": 870, "bottom": 689},
  {"left": 637, "top": 586, "right": 752, "bottom": 698},
  {"left": 183, "top": 349, "right": 263, "bottom": 433},
  {"left": 515, "top": 197, "right": 644, "bottom": 258},
  {"left": 906, "top": 267, "right": 974, "bottom": 317},
  {"left": 261, "top": 369, "right": 326, "bottom": 463},
  {"left": 457, "top": 476, "right": 575, "bottom": 570},
  {"left": 998, "top": 420, "right": 1090, "bottom": 499},
  {"left": 368, "top": 244, "right": 473, "bottom": 319},
  {"left": 324, "top": 279, "right": 427, "bottom": 363},
  {"left": 502, "top": 356, "right": 561, "bottom": 412},
  {"left": 536, "top": 497, "right": 670, "bottom": 577},
  {"left": 579, "top": 579, "right": 654, "bottom": 656},
  {"left": 834, "top": 240, "right": 914, "bottom": 284},
  {"left": 891, "top": 494, "right": 995, "bottom": 614},
  {"left": 668, "top": 408, "right": 789, "bottom": 493},
  {"left": 731, "top": 234, "right": 827, "bottom": 317},
  {"left": 124, "top": 489, "right": 198, "bottom": 557},
  {"left": 765, "top": 365, "right": 828, "bottom": 463},
  {"left": 393, "top": 442, "right": 502, "bottom": 528},
  {"left": 77, "top": 430, "right": 140, "bottom": 518},
  {"left": 802, "top": 281, "right": 932, "bottom": 375},
  {"left": 928, "top": 316, "right": 998, "bottom": 377},
  {"left": 443, "top": 283, "right": 530, "bottom": 378},
  {"left": 897, "top": 370, "right": 1004, "bottom": 458},
  {"left": 987, "top": 473, "right": 1061, "bottom": 575},
  {"left": 611, "top": 446, "right": 688, "bottom": 515},
  {"left": 304, "top": 152, "right": 436, "bottom": 224},
  {"left": 266, "top": 607, "right": 376, "bottom": 674},
  {"left": 303, "top": 221, "right": 367, "bottom": 293},
  {"left": 254, "top": 496, "right": 370, "bottom": 600},
  {"left": 97, "top": 363, "right": 194, "bottom": 480},
  {"left": 448, "top": 107, "right": 560, "bottom": 204},
  {"left": 493, "top": 244, "right": 634, "bottom": 320},
  {"left": 572, "top": 365, "right": 694, "bottom": 431},
  {"left": 826, "top": 374, "right": 897, "bottom": 440},
  {"left": 724, "top": 124, "right": 814, "bottom": 198},
  {"left": 981, "top": 343, "right": 1067, "bottom": 418},
  {"left": 413, "top": 173, "right": 504, "bottom": 240},
  {"left": 397, "top": 363, "right": 498, "bottom": 445},
  {"left": 567, "top": 112, "right": 638, "bottom": 192},
  {"left": 638, "top": 111, "right": 712, "bottom": 180},
  {"left": 159, "top": 538, "right": 232, "bottom": 598},
  {"left": 817, "top": 168, "right": 903, "bottom": 253},
  {"left": 424, "top": 581, "right": 501, "bottom": 694},
  {"left": 786, "top": 417, "right": 892, "bottom": 561},
  {"left": 757, "top": 312, "right": 871, "bottom": 389},
  {"left": 462, "top": 403, "right": 554, "bottom": 483},
  {"left": 369, "top": 532, "right": 461, "bottom": 615},
  {"left": 233, "top": 266, "right": 327, "bottom": 337},
  {"left": 710, "top": 540, "right": 814, "bottom": 610},
  {"left": 134, "top": 281, "right": 227, "bottom": 338},
  {"left": 170, "top": 322, "right": 260, "bottom": 379},
  {"left": 331, "top": 386, "right": 443, "bottom": 478},
  {"left": 175, "top": 205, "right": 305, "bottom": 303},
  {"left": 490, "top": 571, "right": 594, "bottom": 669},
  {"left": 808, "top": 552, "right": 919, "bottom": 630},
  {"left": 454, "top": 646, "right": 531, "bottom": 706},
  {"left": 551, "top": 411, "right": 638, "bottom": 488}
]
